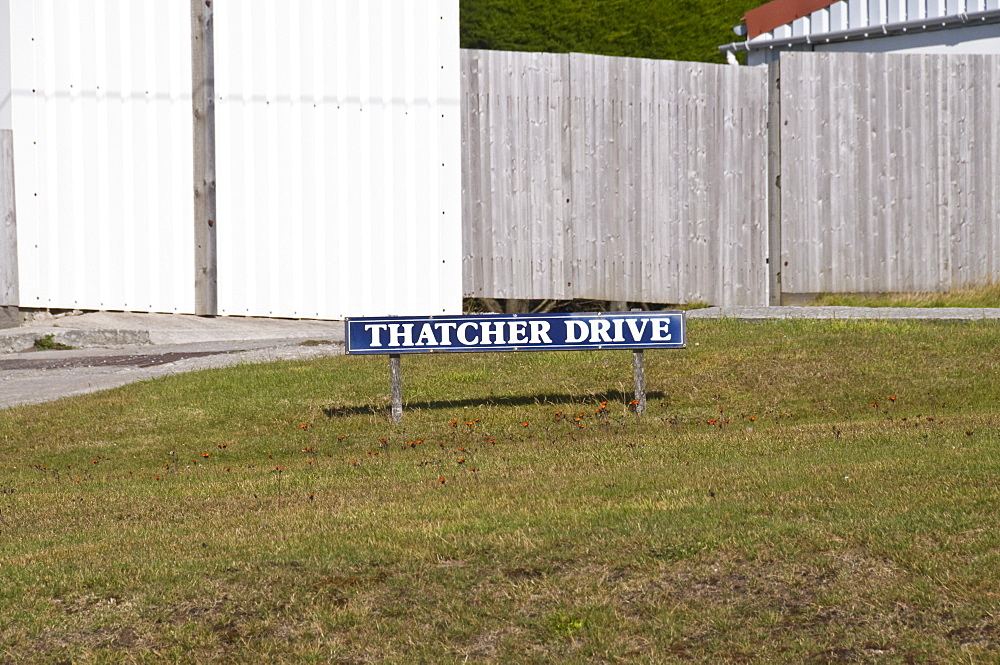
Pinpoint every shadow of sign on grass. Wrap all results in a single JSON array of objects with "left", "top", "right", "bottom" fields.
[{"left": 322, "top": 390, "right": 667, "bottom": 419}]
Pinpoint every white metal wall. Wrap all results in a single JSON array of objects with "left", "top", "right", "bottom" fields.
[
  {"left": 754, "top": 0, "right": 1000, "bottom": 41},
  {"left": 8, "top": 0, "right": 195, "bottom": 312},
  {"left": 214, "top": 0, "right": 462, "bottom": 319},
  {"left": 745, "top": 0, "right": 1000, "bottom": 64}
]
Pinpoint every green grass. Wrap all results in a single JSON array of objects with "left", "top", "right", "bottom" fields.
[
  {"left": 811, "top": 281, "right": 1000, "bottom": 308},
  {"left": 2, "top": 319, "right": 1000, "bottom": 663},
  {"left": 32, "top": 333, "right": 74, "bottom": 351}
]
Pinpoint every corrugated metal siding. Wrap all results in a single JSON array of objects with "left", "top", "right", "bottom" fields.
[
  {"left": 462, "top": 50, "right": 770, "bottom": 306},
  {"left": 214, "top": 0, "right": 462, "bottom": 319},
  {"left": 753, "top": 0, "right": 1000, "bottom": 42},
  {"left": 780, "top": 52, "right": 1000, "bottom": 293},
  {"left": 10, "top": 0, "right": 195, "bottom": 312}
]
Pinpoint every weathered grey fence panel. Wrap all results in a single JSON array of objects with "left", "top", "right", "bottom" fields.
[
  {"left": 462, "top": 51, "right": 573, "bottom": 300},
  {"left": 462, "top": 50, "right": 770, "bottom": 306},
  {"left": 0, "top": 131, "right": 16, "bottom": 308},
  {"left": 464, "top": 50, "right": 999, "bottom": 305},
  {"left": 780, "top": 52, "right": 1000, "bottom": 295}
]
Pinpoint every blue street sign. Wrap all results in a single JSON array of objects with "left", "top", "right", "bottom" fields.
[{"left": 345, "top": 311, "right": 685, "bottom": 355}]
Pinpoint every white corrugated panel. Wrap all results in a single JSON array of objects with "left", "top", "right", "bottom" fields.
[
  {"left": 214, "top": 0, "right": 462, "bottom": 319},
  {"left": 9, "top": 0, "right": 195, "bottom": 312},
  {"left": 752, "top": 0, "right": 1000, "bottom": 42}
]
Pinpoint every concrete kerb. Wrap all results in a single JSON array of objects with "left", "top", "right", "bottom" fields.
[
  {"left": 686, "top": 306, "right": 1000, "bottom": 320},
  {"left": 0, "top": 328, "right": 150, "bottom": 354},
  {"left": 3, "top": 307, "right": 1000, "bottom": 355},
  {"left": 0, "top": 311, "right": 348, "bottom": 353}
]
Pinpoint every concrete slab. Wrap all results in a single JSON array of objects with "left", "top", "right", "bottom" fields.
[
  {"left": 0, "top": 338, "right": 346, "bottom": 410},
  {"left": 14, "top": 311, "right": 345, "bottom": 343},
  {"left": 0, "top": 312, "right": 348, "bottom": 409}
]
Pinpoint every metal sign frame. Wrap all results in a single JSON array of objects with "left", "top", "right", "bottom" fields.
[
  {"left": 344, "top": 311, "right": 687, "bottom": 424},
  {"left": 345, "top": 311, "right": 685, "bottom": 355}
]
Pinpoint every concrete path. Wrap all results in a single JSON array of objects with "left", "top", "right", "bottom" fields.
[
  {"left": 1, "top": 307, "right": 998, "bottom": 410},
  {"left": 0, "top": 312, "right": 346, "bottom": 409}
]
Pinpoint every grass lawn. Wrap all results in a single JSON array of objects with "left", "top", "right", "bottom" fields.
[
  {"left": 810, "top": 281, "right": 1000, "bottom": 308},
  {"left": 2, "top": 319, "right": 999, "bottom": 664}
]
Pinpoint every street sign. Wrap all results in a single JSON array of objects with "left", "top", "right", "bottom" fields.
[
  {"left": 345, "top": 311, "right": 686, "bottom": 424},
  {"left": 345, "top": 311, "right": 685, "bottom": 355}
]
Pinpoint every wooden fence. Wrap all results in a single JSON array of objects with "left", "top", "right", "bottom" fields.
[
  {"left": 779, "top": 52, "right": 1000, "bottom": 296},
  {"left": 461, "top": 50, "right": 1000, "bottom": 306},
  {"left": 461, "top": 50, "right": 770, "bottom": 306}
]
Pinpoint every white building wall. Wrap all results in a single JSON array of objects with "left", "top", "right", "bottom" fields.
[
  {"left": 7, "top": 0, "right": 195, "bottom": 313},
  {"left": 213, "top": 0, "right": 463, "bottom": 319},
  {"left": 745, "top": 0, "right": 1000, "bottom": 65},
  {"left": 817, "top": 23, "right": 1000, "bottom": 53}
]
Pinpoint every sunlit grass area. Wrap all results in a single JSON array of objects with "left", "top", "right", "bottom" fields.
[
  {"left": 2, "top": 319, "right": 999, "bottom": 663},
  {"left": 811, "top": 280, "right": 1000, "bottom": 308}
]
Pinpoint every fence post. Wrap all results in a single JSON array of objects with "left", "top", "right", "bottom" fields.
[
  {"left": 0, "top": 130, "right": 17, "bottom": 327},
  {"left": 767, "top": 56, "right": 782, "bottom": 306},
  {"left": 191, "top": 0, "right": 218, "bottom": 316}
]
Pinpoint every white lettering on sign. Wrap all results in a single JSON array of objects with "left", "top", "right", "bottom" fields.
[
  {"left": 480, "top": 321, "right": 505, "bottom": 345},
  {"left": 529, "top": 320, "right": 552, "bottom": 344},
  {"left": 612, "top": 319, "right": 626, "bottom": 342},
  {"left": 589, "top": 318, "right": 613, "bottom": 343},
  {"left": 436, "top": 322, "right": 457, "bottom": 345},
  {"left": 360, "top": 316, "right": 673, "bottom": 350},
  {"left": 365, "top": 324, "right": 388, "bottom": 347},
  {"left": 415, "top": 323, "right": 439, "bottom": 346},
  {"left": 457, "top": 322, "right": 479, "bottom": 345},
  {"left": 388, "top": 323, "right": 414, "bottom": 347},
  {"left": 651, "top": 318, "right": 671, "bottom": 341},
  {"left": 565, "top": 320, "right": 588, "bottom": 343},
  {"left": 508, "top": 320, "right": 528, "bottom": 344},
  {"left": 626, "top": 318, "right": 648, "bottom": 340},
  {"left": 567, "top": 318, "right": 658, "bottom": 345}
]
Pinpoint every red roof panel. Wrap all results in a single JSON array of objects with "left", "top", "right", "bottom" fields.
[{"left": 744, "top": 0, "right": 839, "bottom": 39}]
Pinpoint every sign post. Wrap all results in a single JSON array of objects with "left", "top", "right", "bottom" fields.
[
  {"left": 389, "top": 354, "right": 403, "bottom": 424},
  {"left": 631, "top": 308, "right": 646, "bottom": 414},
  {"left": 345, "top": 311, "right": 685, "bottom": 423},
  {"left": 633, "top": 349, "right": 646, "bottom": 414}
]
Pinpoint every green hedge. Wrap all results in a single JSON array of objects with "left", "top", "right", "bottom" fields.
[{"left": 460, "top": 0, "right": 761, "bottom": 64}]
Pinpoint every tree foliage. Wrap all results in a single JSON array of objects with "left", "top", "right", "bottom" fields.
[{"left": 460, "top": 0, "right": 761, "bottom": 64}]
